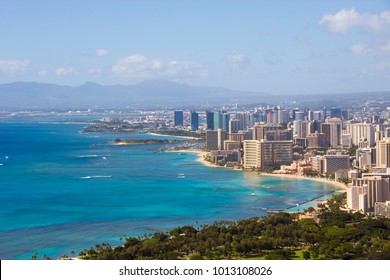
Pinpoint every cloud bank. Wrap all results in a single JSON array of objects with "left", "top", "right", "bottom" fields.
[
  {"left": 0, "top": 59, "right": 31, "bottom": 74},
  {"left": 112, "top": 54, "right": 208, "bottom": 79},
  {"left": 319, "top": 8, "right": 390, "bottom": 33}
]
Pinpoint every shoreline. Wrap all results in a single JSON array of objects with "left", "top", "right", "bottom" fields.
[
  {"left": 194, "top": 150, "right": 347, "bottom": 189},
  {"left": 190, "top": 150, "right": 347, "bottom": 212},
  {"left": 147, "top": 132, "right": 201, "bottom": 140},
  {"left": 167, "top": 149, "right": 348, "bottom": 190}
]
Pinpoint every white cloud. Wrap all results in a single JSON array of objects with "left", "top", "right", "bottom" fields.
[
  {"left": 319, "top": 8, "right": 390, "bottom": 33},
  {"left": 88, "top": 68, "right": 102, "bottom": 74},
  {"left": 350, "top": 41, "right": 390, "bottom": 55},
  {"left": 227, "top": 54, "right": 248, "bottom": 64},
  {"left": 0, "top": 59, "right": 31, "bottom": 74},
  {"left": 112, "top": 54, "right": 208, "bottom": 78},
  {"left": 55, "top": 67, "right": 74, "bottom": 76},
  {"left": 95, "top": 48, "right": 110, "bottom": 57},
  {"left": 226, "top": 54, "right": 250, "bottom": 72}
]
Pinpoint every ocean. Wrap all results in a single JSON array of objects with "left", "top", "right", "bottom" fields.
[{"left": 0, "top": 116, "right": 339, "bottom": 259}]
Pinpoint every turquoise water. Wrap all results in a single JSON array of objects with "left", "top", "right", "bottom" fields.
[{"left": 0, "top": 118, "right": 338, "bottom": 259}]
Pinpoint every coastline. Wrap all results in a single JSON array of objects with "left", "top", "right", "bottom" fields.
[
  {"left": 194, "top": 150, "right": 346, "bottom": 187},
  {"left": 189, "top": 150, "right": 347, "bottom": 212},
  {"left": 147, "top": 132, "right": 201, "bottom": 140}
]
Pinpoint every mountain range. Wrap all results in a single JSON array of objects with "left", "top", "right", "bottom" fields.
[
  {"left": 0, "top": 80, "right": 264, "bottom": 109},
  {"left": 0, "top": 80, "right": 388, "bottom": 110}
]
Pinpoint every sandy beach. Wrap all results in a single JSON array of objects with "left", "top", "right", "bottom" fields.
[{"left": 192, "top": 150, "right": 348, "bottom": 189}]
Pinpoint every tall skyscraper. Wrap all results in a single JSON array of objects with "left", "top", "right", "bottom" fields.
[
  {"left": 174, "top": 110, "right": 183, "bottom": 126},
  {"left": 330, "top": 107, "right": 341, "bottom": 118},
  {"left": 190, "top": 111, "right": 199, "bottom": 131},
  {"left": 236, "top": 113, "right": 247, "bottom": 130},
  {"left": 206, "top": 111, "right": 214, "bottom": 130},
  {"left": 222, "top": 113, "right": 230, "bottom": 131},
  {"left": 229, "top": 119, "right": 240, "bottom": 134},
  {"left": 213, "top": 111, "right": 223, "bottom": 130},
  {"left": 327, "top": 118, "right": 342, "bottom": 148},
  {"left": 376, "top": 138, "right": 390, "bottom": 168}
]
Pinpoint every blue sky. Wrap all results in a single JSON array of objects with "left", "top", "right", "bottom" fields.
[{"left": 1, "top": 0, "right": 390, "bottom": 94}]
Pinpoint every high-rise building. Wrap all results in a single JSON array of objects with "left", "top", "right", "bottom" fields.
[
  {"left": 295, "top": 111, "right": 305, "bottom": 121},
  {"left": 243, "top": 140, "right": 293, "bottom": 169},
  {"left": 229, "top": 119, "right": 240, "bottom": 134},
  {"left": 321, "top": 123, "right": 331, "bottom": 147},
  {"left": 376, "top": 138, "right": 390, "bottom": 168},
  {"left": 348, "top": 123, "right": 375, "bottom": 147},
  {"left": 266, "top": 129, "right": 293, "bottom": 141},
  {"left": 236, "top": 113, "right": 248, "bottom": 130},
  {"left": 348, "top": 177, "right": 390, "bottom": 212},
  {"left": 190, "top": 111, "right": 199, "bottom": 131},
  {"left": 307, "top": 132, "right": 327, "bottom": 148},
  {"left": 341, "top": 109, "right": 350, "bottom": 120},
  {"left": 356, "top": 148, "right": 374, "bottom": 171},
  {"left": 293, "top": 120, "right": 309, "bottom": 139},
  {"left": 311, "top": 154, "right": 349, "bottom": 175},
  {"left": 213, "top": 111, "right": 223, "bottom": 130},
  {"left": 262, "top": 140, "right": 293, "bottom": 167},
  {"left": 243, "top": 140, "right": 262, "bottom": 168},
  {"left": 206, "top": 111, "right": 214, "bottom": 130},
  {"left": 222, "top": 113, "right": 230, "bottom": 131},
  {"left": 313, "top": 111, "right": 323, "bottom": 121},
  {"left": 326, "top": 118, "right": 342, "bottom": 148},
  {"left": 311, "top": 156, "right": 324, "bottom": 174},
  {"left": 174, "top": 110, "right": 183, "bottom": 126},
  {"left": 330, "top": 107, "right": 341, "bottom": 118},
  {"left": 206, "top": 129, "right": 227, "bottom": 150},
  {"left": 253, "top": 123, "right": 282, "bottom": 140},
  {"left": 224, "top": 140, "right": 241, "bottom": 151},
  {"left": 323, "top": 155, "right": 349, "bottom": 175}
]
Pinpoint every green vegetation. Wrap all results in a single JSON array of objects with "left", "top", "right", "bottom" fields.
[
  {"left": 337, "top": 177, "right": 352, "bottom": 186},
  {"left": 150, "top": 129, "right": 205, "bottom": 140},
  {"left": 75, "top": 193, "right": 390, "bottom": 260},
  {"left": 348, "top": 145, "right": 358, "bottom": 157},
  {"left": 303, "top": 169, "right": 319, "bottom": 177}
]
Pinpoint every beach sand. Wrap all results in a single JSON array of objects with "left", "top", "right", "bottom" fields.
[{"left": 193, "top": 150, "right": 348, "bottom": 189}]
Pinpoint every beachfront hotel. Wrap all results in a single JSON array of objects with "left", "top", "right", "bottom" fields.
[{"left": 243, "top": 139, "right": 293, "bottom": 169}]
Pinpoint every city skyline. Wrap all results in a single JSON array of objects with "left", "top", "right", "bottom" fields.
[{"left": 1, "top": 0, "right": 390, "bottom": 95}]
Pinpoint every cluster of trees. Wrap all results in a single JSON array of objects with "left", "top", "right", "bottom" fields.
[
  {"left": 76, "top": 194, "right": 390, "bottom": 260},
  {"left": 150, "top": 129, "right": 205, "bottom": 140}
]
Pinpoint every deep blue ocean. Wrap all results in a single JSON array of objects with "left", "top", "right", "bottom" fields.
[{"left": 0, "top": 116, "right": 338, "bottom": 259}]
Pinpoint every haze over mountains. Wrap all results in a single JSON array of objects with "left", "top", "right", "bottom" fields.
[
  {"left": 0, "top": 80, "right": 263, "bottom": 109},
  {"left": 0, "top": 79, "right": 388, "bottom": 110}
]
